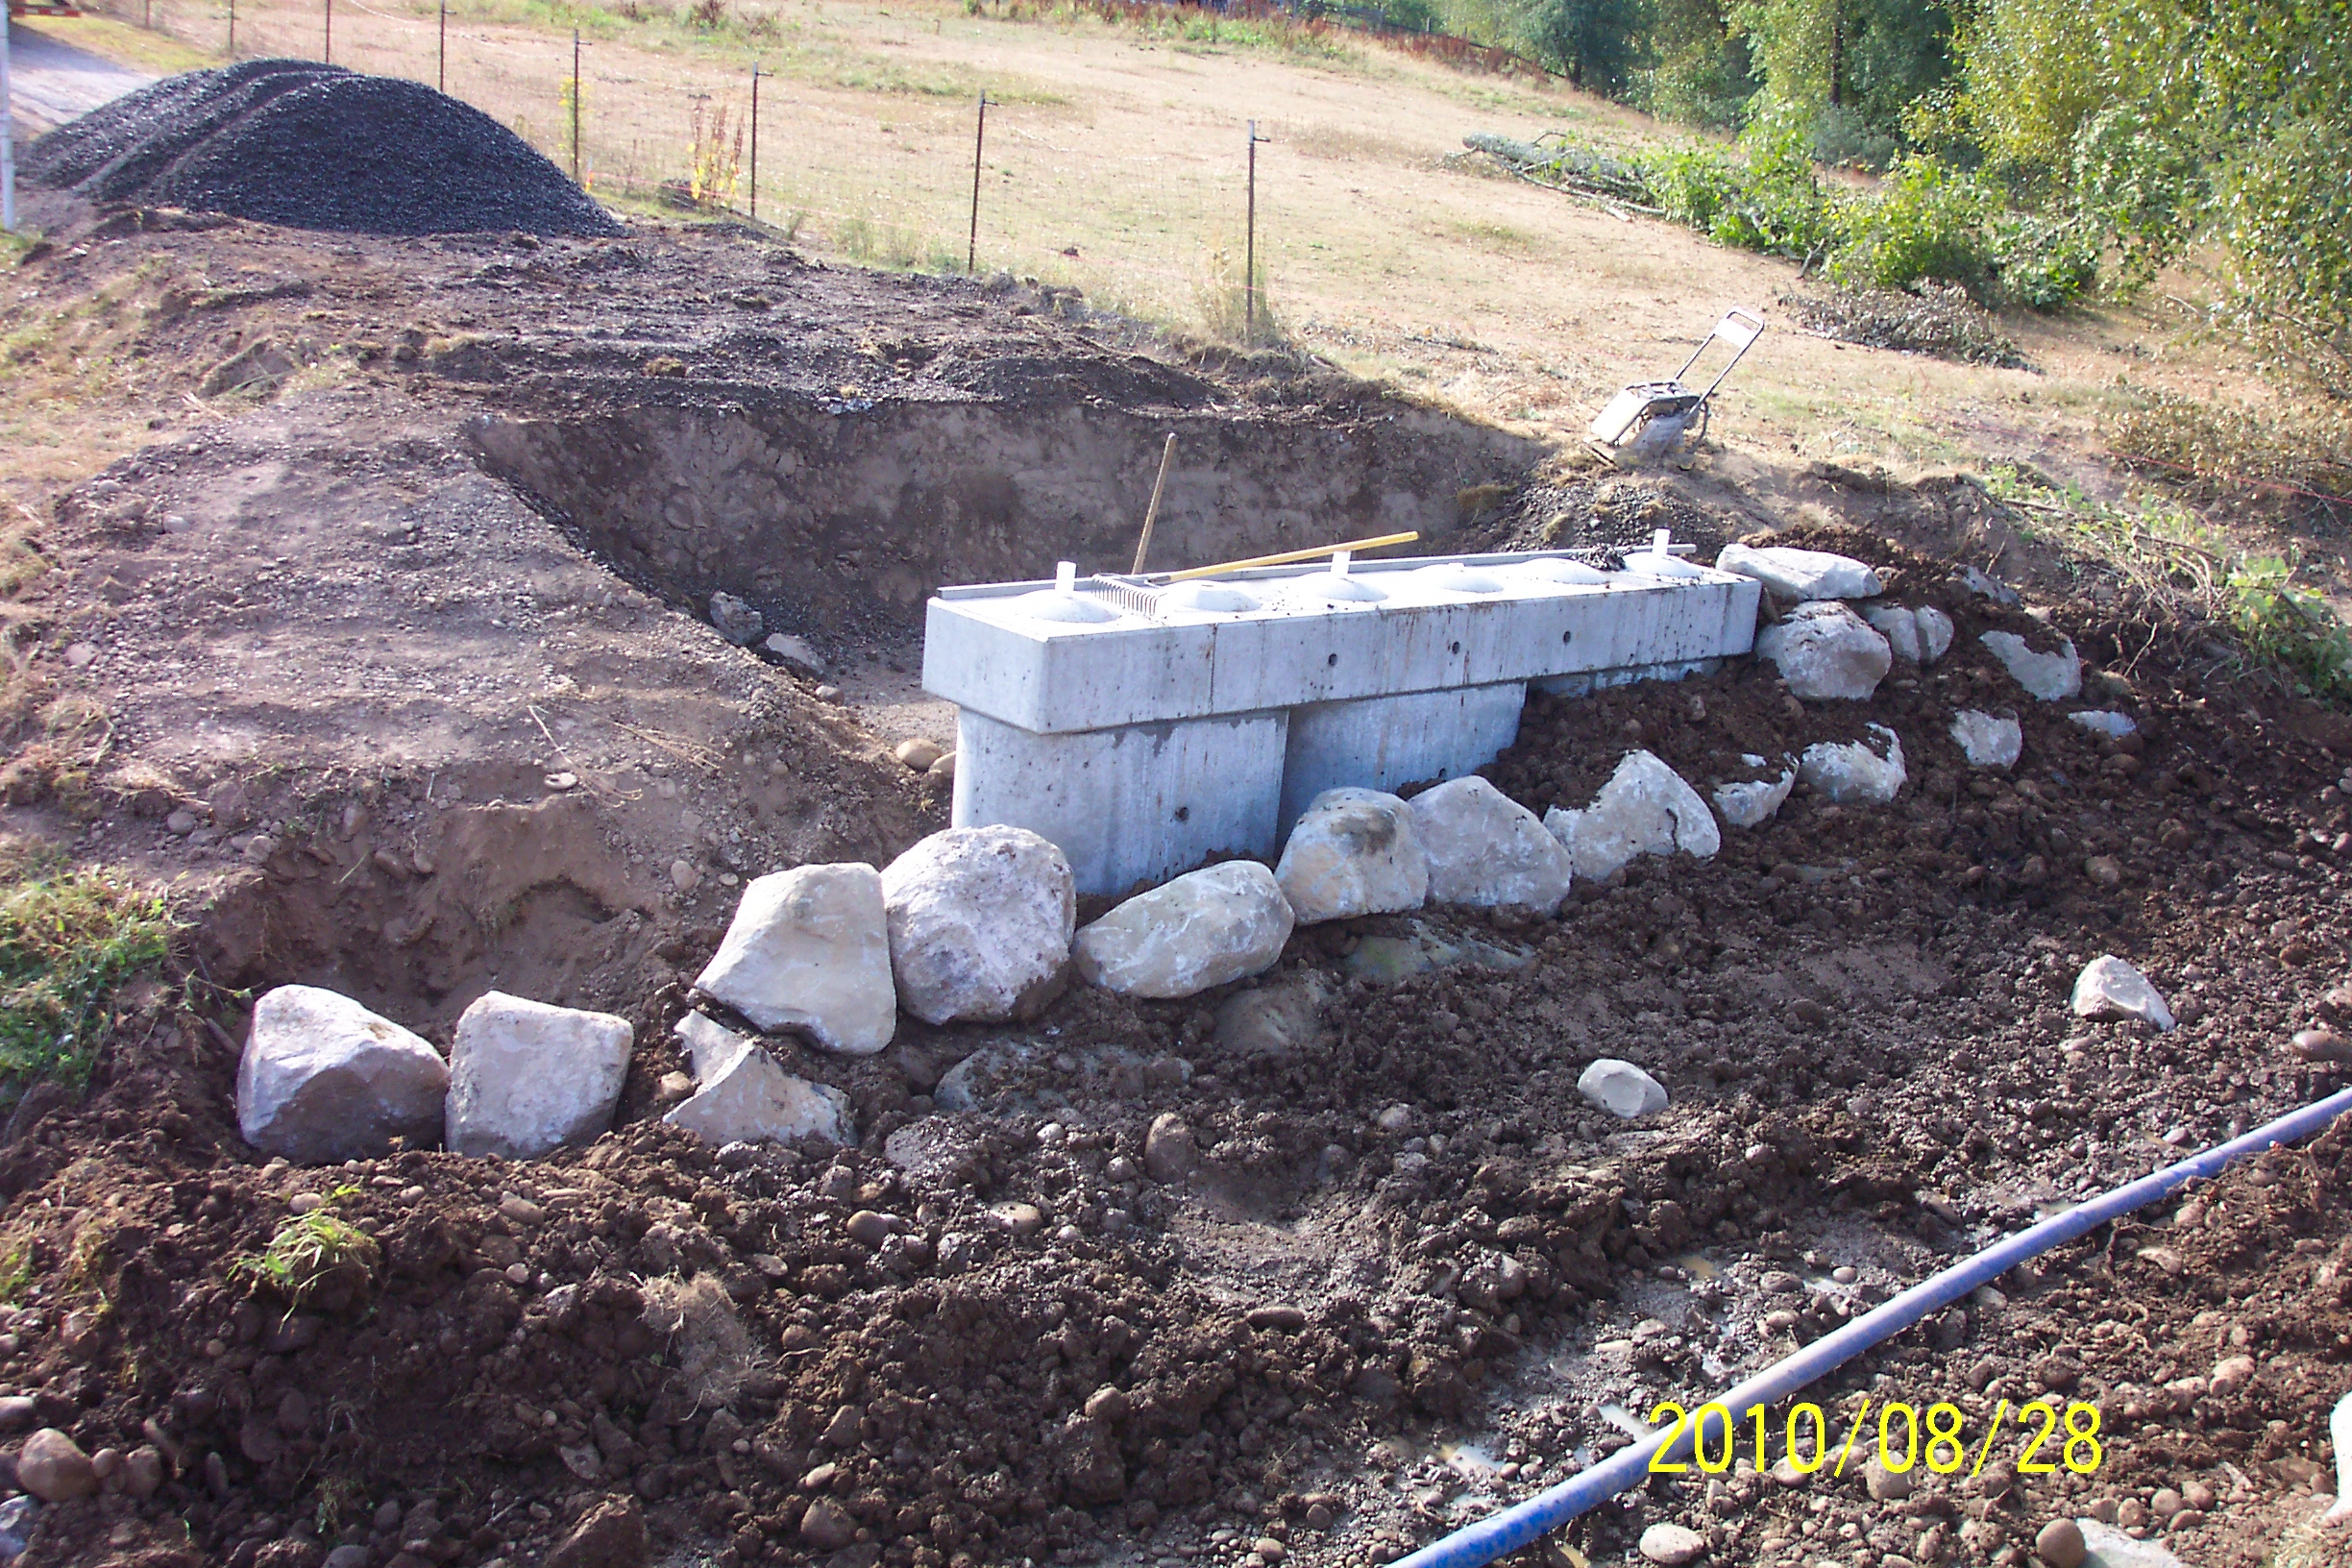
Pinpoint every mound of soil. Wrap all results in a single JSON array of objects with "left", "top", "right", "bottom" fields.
[{"left": 22, "top": 61, "right": 623, "bottom": 237}]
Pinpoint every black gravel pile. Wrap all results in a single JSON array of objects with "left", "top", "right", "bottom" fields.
[{"left": 24, "top": 61, "right": 624, "bottom": 237}]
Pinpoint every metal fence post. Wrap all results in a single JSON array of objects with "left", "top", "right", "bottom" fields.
[
  {"left": 968, "top": 91, "right": 992, "bottom": 274},
  {"left": 1244, "top": 119, "right": 1269, "bottom": 334},
  {"left": 570, "top": 29, "right": 582, "bottom": 185},
  {"left": 438, "top": 0, "right": 447, "bottom": 92},
  {"left": 749, "top": 64, "right": 761, "bottom": 223},
  {"left": 324, "top": 0, "right": 332, "bottom": 62}
]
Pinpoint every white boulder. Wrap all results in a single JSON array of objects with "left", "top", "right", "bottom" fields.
[
  {"left": 1407, "top": 775, "right": 1575, "bottom": 912},
  {"left": 1716, "top": 543, "right": 1883, "bottom": 601},
  {"left": 1543, "top": 750, "right": 1719, "bottom": 882},
  {"left": 1981, "top": 630, "right": 2083, "bottom": 700},
  {"left": 2071, "top": 956, "right": 2174, "bottom": 1031},
  {"left": 694, "top": 863, "right": 895, "bottom": 1055},
  {"left": 674, "top": 1010, "right": 750, "bottom": 1082},
  {"left": 445, "top": 992, "right": 634, "bottom": 1160},
  {"left": 1712, "top": 755, "right": 1796, "bottom": 830},
  {"left": 1755, "top": 601, "right": 1893, "bottom": 701},
  {"left": 1275, "top": 788, "right": 1429, "bottom": 922},
  {"left": 1949, "top": 710, "right": 2022, "bottom": 771},
  {"left": 1913, "top": 605, "right": 1955, "bottom": 662},
  {"left": 880, "top": 826, "right": 1076, "bottom": 1024},
  {"left": 1578, "top": 1059, "right": 1669, "bottom": 1119},
  {"left": 1800, "top": 724, "right": 1907, "bottom": 803},
  {"left": 236, "top": 985, "right": 449, "bottom": 1164},
  {"left": 1073, "top": 862, "right": 1295, "bottom": 999},
  {"left": 665, "top": 1043, "right": 852, "bottom": 1146},
  {"left": 1861, "top": 603, "right": 1956, "bottom": 665},
  {"left": 2068, "top": 709, "right": 2138, "bottom": 738}
]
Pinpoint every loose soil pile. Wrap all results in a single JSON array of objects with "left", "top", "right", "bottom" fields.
[
  {"left": 1, "top": 204, "right": 2349, "bottom": 1568},
  {"left": 22, "top": 61, "right": 623, "bottom": 237}
]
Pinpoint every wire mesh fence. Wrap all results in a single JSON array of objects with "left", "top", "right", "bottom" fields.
[{"left": 72, "top": 0, "right": 1346, "bottom": 332}]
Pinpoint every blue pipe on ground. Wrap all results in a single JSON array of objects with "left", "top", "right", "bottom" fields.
[{"left": 1390, "top": 1084, "right": 2352, "bottom": 1568}]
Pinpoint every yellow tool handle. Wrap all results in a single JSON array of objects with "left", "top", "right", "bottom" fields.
[{"left": 1156, "top": 531, "right": 1420, "bottom": 583}]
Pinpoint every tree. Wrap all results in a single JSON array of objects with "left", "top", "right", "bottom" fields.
[{"left": 1525, "top": 0, "right": 1653, "bottom": 89}]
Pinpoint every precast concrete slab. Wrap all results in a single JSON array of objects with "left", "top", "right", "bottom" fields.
[
  {"left": 924, "top": 548, "right": 1760, "bottom": 894},
  {"left": 1277, "top": 683, "right": 1528, "bottom": 836},
  {"left": 952, "top": 708, "right": 1287, "bottom": 897}
]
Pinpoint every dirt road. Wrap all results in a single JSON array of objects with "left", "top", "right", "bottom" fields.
[{"left": 6, "top": 18, "right": 152, "bottom": 139}]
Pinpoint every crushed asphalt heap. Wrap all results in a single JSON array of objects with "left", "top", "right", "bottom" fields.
[{"left": 20, "top": 61, "right": 624, "bottom": 237}]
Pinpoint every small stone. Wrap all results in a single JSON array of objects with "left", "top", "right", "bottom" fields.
[
  {"left": 235, "top": 985, "right": 450, "bottom": 1164},
  {"left": 656, "top": 1069, "right": 696, "bottom": 1103},
  {"left": 894, "top": 738, "right": 944, "bottom": 772},
  {"left": 708, "top": 591, "right": 764, "bottom": 646},
  {"left": 16, "top": 1428, "right": 97, "bottom": 1502},
  {"left": 1084, "top": 1386, "right": 1131, "bottom": 1423},
  {"left": 1865, "top": 1457, "right": 1916, "bottom": 1501},
  {"left": 2071, "top": 956, "right": 2174, "bottom": 1031},
  {"left": 2291, "top": 1028, "right": 2352, "bottom": 1063},
  {"left": 1865, "top": 603, "right": 1924, "bottom": 663},
  {"left": 1755, "top": 600, "right": 1893, "bottom": 700},
  {"left": 762, "top": 632, "right": 825, "bottom": 676},
  {"left": 1577, "top": 1058, "right": 1668, "bottom": 1119},
  {"left": 2208, "top": 1355, "right": 2256, "bottom": 1394},
  {"left": 990, "top": 1201, "right": 1044, "bottom": 1237},
  {"left": 2181, "top": 1481, "right": 2215, "bottom": 1511},
  {"left": 1275, "top": 788, "right": 1429, "bottom": 922},
  {"left": 1950, "top": 710, "right": 2022, "bottom": 771},
  {"left": 926, "top": 751, "right": 956, "bottom": 784},
  {"left": 545, "top": 1495, "right": 648, "bottom": 1568},
  {"left": 1913, "top": 604, "right": 1955, "bottom": 662},
  {"left": 1715, "top": 543, "right": 1883, "bottom": 601},
  {"left": 1981, "top": 630, "right": 2083, "bottom": 700},
  {"left": 122, "top": 1445, "right": 165, "bottom": 1499},
  {"left": 881, "top": 826, "right": 1076, "bottom": 1024},
  {"left": 63, "top": 642, "right": 100, "bottom": 670},
  {"left": 670, "top": 858, "right": 701, "bottom": 894},
  {"left": 1245, "top": 1305, "right": 1307, "bottom": 1332},
  {"left": 1712, "top": 756, "right": 1795, "bottom": 830},
  {"left": 166, "top": 807, "right": 202, "bottom": 835},
  {"left": 2068, "top": 709, "right": 2138, "bottom": 738},
  {"left": 2034, "top": 1518, "right": 2086, "bottom": 1568},
  {"left": 1074, "top": 862, "right": 1294, "bottom": 998},
  {"left": 1638, "top": 1522, "right": 1707, "bottom": 1565},
  {"left": 2148, "top": 1488, "right": 2182, "bottom": 1522},
  {"left": 1543, "top": 749, "right": 1719, "bottom": 881},
  {"left": 0, "top": 1397, "right": 32, "bottom": 1432},
  {"left": 1406, "top": 774, "right": 1575, "bottom": 913},
  {"left": 1253, "top": 1539, "right": 1287, "bottom": 1564},
  {"left": 1800, "top": 723, "right": 1907, "bottom": 803},
  {"left": 2085, "top": 855, "right": 2124, "bottom": 890},
  {"left": 695, "top": 863, "right": 896, "bottom": 1054},
  {"left": 845, "top": 1211, "right": 895, "bottom": 1247},
  {"left": 1143, "top": 1113, "right": 1201, "bottom": 1183},
  {"left": 444, "top": 991, "right": 634, "bottom": 1159}
]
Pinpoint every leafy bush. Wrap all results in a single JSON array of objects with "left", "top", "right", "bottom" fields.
[
  {"left": 1705, "top": 116, "right": 1836, "bottom": 257},
  {"left": 1639, "top": 141, "right": 1740, "bottom": 229},
  {"left": 1989, "top": 211, "right": 2099, "bottom": 307},
  {"left": 1825, "top": 153, "right": 1994, "bottom": 291},
  {"left": 2224, "top": 556, "right": 2352, "bottom": 703}
]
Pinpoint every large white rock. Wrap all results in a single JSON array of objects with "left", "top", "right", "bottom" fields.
[
  {"left": 1073, "top": 862, "right": 1295, "bottom": 999},
  {"left": 693, "top": 863, "right": 895, "bottom": 1055},
  {"left": 1407, "top": 775, "right": 1575, "bottom": 913},
  {"left": 880, "top": 826, "right": 1076, "bottom": 1025},
  {"left": 1949, "top": 710, "right": 2022, "bottom": 770},
  {"left": 1981, "top": 630, "right": 2083, "bottom": 700},
  {"left": 1543, "top": 750, "right": 1720, "bottom": 882},
  {"left": 1275, "top": 788, "right": 1429, "bottom": 923},
  {"left": 236, "top": 985, "right": 448, "bottom": 1164},
  {"left": 1712, "top": 754, "right": 1796, "bottom": 830},
  {"left": 1716, "top": 543, "right": 1883, "bottom": 601},
  {"left": 1578, "top": 1059, "right": 1668, "bottom": 1119},
  {"left": 674, "top": 1010, "right": 750, "bottom": 1083},
  {"left": 665, "top": 1043, "right": 852, "bottom": 1146},
  {"left": 1861, "top": 603, "right": 1956, "bottom": 665},
  {"left": 2071, "top": 956, "right": 2174, "bottom": 1031},
  {"left": 1800, "top": 724, "right": 1907, "bottom": 803},
  {"left": 445, "top": 992, "right": 634, "bottom": 1160},
  {"left": 1755, "top": 601, "right": 1893, "bottom": 701}
]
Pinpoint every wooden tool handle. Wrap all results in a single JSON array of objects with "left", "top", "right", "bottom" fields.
[{"left": 1158, "top": 531, "right": 1420, "bottom": 583}]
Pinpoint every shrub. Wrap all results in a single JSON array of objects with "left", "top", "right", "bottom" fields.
[
  {"left": 1990, "top": 210, "right": 2099, "bottom": 307},
  {"left": 1706, "top": 117, "right": 1836, "bottom": 257},
  {"left": 0, "top": 859, "right": 173, "bottom": 1104},
  {"left": 1825, "top": 153, "right": 1995, "bottom": 292},
  {"left": 1641, "top": 141, "right": 1740, "bottom": 230}
]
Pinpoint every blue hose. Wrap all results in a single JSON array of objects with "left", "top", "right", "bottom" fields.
[{"left": 1390, "top": 1084, "right": 2352, "bottom": 1568}]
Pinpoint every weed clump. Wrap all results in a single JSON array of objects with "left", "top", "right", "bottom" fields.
[
  {"left": 0, "top": 858, "right": 173, "bottom": 1105},
  {"left": 236, "top": 1190, "right": 380, "bottom": 1310}
]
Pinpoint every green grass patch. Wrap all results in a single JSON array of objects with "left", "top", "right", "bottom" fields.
[
  {"left": 0, "top": 856, "right": 175, "bottom": 1106},
  {"left": 233, "top": 1189, "right": 380, "bottom": 1307}
]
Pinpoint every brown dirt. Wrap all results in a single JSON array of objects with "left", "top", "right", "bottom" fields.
[{"left": 1, "top": 197, "right": 2350, "bottom": 1568}]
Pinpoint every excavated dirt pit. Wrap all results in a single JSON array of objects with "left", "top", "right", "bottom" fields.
[{"left": 2, "top": 205, "right": 2351, "bottom": 1568}]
